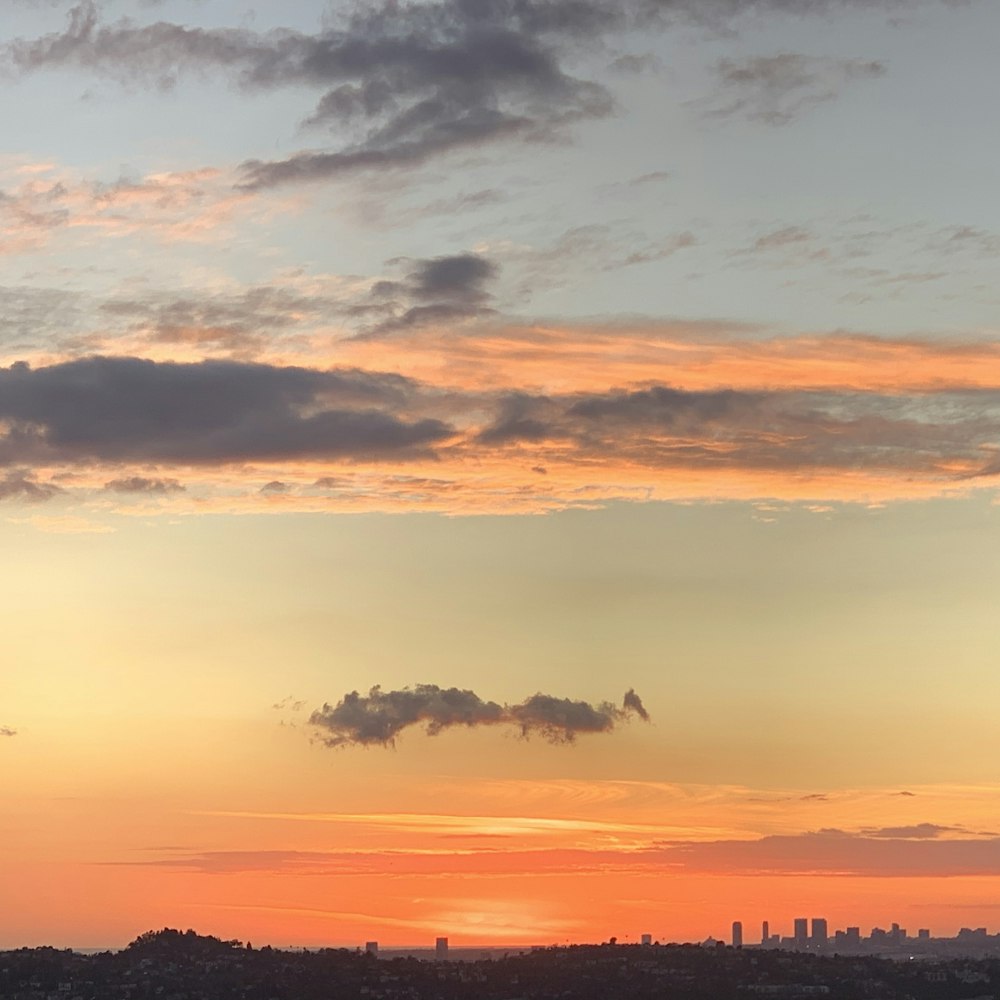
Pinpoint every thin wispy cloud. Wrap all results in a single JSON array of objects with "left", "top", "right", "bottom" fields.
[
  {"left": 0, "top": 470, "right": 63, "bottom": 502},
  {"left": 699, "top": 53, "right": 885, "bottom": 125},
  {"left": 102, "top": 476, "right": 185, "bottom": 495}
]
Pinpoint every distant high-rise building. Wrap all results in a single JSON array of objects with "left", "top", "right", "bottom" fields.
[
  {"left": 793, "top": 918, "right": 808, "bottom": 949},
  {"left": 811, "top": 918, "right": 828, "bottom": 947},
  {"left": 640, "top": 934, "right": 652, "bottom": 946},
  {"left": 918, "top": 929, "right": 930, "bottom": 940},
  {"left": 365, "top": 942, "right": 378, "bottom": 956},
  {"left": 732, "top": 922, "right": 743, "bottom": 948},
  {"left": 846, "top": 927, "right": 861, "bottom": 945},
  {"left": 761, "top": 921, "right": 769, "bottom": 945},
  {"left": 435, "top": 937, "right": 449, "bottom": 959}
]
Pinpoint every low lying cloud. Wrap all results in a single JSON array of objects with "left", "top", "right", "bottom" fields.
[
  {"left": 308, "top": 684, "right": 650, "bottom": 748},
  {"left": 0, "top": 726, "right": 16, "bottom": 738},
  {"left": 658, "top": 827, "right": 1000, "bottom": 877},
  {"left": 119, "top": 823, "right": 1000, "bottom": 880},
  {"left": 860, "top": 823, "right": 975, "bottom": 839}
]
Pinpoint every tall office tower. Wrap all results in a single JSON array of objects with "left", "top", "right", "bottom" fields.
[
  {"left": 732, "top": 922, "right": 743, "bottom": 948},
  {"left": 793, "top": 918, "right": 808, "bottom": 949},
  {"left": 811, "top": 918, "right": 828, "bottom": 947},
  {"left": 846, "top": 927, "right": 861, "bottom": 946},
  {"left": 640, "top": 934, "right": 652, "bottom": 946},
  {"left": 761, "top": 921, "right": 769, "bottom": 945},
  {"left": 435, "top": 937, "right": 449, "bottom": 960},
  {"left": 918, "top": 929, "right": 931, "bottom": 940},
  {"left": 365, "top": 941, "right": 379, "bottom": 956}
]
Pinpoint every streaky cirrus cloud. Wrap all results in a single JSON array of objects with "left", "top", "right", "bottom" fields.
[
  {"left": 657, "top": 827, "right": 1000, "bottom": 877},
  {"left": 338, "top": 323, "right": 1000, "bottom": 397},
  {"left": 698, "top": 53, "right": 885, "bottom": 125},
  {"left": 5, "top": 0, "right": 615, "bottom": 189},
  {"left": 116, "top": 826, "right": 1000, "bottom": 880},
  {"left": 859, "top": 823, "right": 963, "bottom": 839},
  {"left": 2, "top": 0, "right": 962, "bottom": 189},
  {"left": 308, "top": 684, "right": 650, "bottom": 748},
  {"left": 0, "top": 162, "right": 248, "bottom": 256}
]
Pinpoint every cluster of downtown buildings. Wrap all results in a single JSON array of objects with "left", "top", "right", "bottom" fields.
[
  {"left": 726, "top": 919, "right": 1000, "bottom": 957},
  {"left": 730, "top": 918, "right": 925, "bottom": 951}
]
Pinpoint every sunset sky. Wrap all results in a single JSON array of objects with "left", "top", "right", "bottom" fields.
[{"left": 3, "top": 0, "right": 1000, "bottom": 950}]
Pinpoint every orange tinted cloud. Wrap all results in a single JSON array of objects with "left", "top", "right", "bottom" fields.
[
  {"left": 5, "top": 325, "right": 1000, "bottom": 517},
  {"left": 337, "top": 324, "right": 1000, "bottom": 395}
]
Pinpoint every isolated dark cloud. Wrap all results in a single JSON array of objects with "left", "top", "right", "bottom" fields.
[
  {"left": 259, "top": 480, "right": 289, "bottom": 495},
  {"left": 0, "top": 357, "right": 451, "bottom": 466},
  {"left": 699, "top": 53, "right": 885, "bottom": 125},
  {"left": 410, "top": 254, "right": 498, "bottom": 302},
  {"left": 361, "top": 252, "right": 500, "bottom": 334},
  {"left": 309, "top": 683, "right": 650, "bottom": 748},
  {"left": 103, "top": 476, "right": 185, "bottom": 495},
  {"left": 0, "top": 726, "right": 16, "bottom": 738},
  {"left": 622, "top": 688, "right": 649, "bottom": 720}
]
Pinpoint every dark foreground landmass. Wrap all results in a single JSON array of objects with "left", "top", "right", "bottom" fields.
[{"left": 1, "top": 929, "right": 997, "bottom": 1000}]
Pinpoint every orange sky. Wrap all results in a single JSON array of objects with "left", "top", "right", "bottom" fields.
[{"left": 4, "top": 0, "right": 1000, "bottom": 953}]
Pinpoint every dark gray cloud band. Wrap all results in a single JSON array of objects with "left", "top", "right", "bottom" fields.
[
  {"left": 476, "top": 384, "right": 1000, "bottom": 477},
  {"left": 0, "top": 356, "right": 451, "bottom": 466},
  {"left": 308, "top": 683, "right": 650, "bottom": 747},
  {"left": 2, "top": 356, "right": 1000, "bottom": 484}
]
